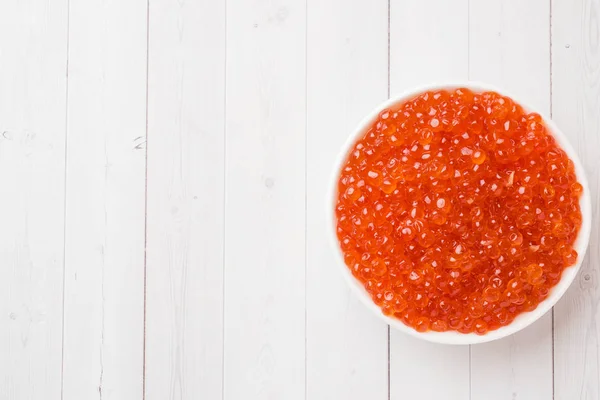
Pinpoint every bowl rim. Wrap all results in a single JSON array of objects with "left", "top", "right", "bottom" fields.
[{"left": 327, "top": 81, "right": 592, "bottom": 345}]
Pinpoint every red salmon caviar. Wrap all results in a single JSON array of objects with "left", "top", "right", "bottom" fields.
[{"left": 336, "top": 88, "right": 583, "bottom": 335}]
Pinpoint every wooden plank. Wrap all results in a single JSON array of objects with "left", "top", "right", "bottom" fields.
[
  {"left": 144, "top": 0, "right": 225, "bottom": 399},
  {"left": 552, "top": 0, "right": 600, "bottom": 398},
  {"left": 468, "top": 1, "right": 554, "bottom": 399},
  {"left": 223, "top": 1, "right": 306, "bottom": 398},
  {"left": 306, "top": 0, "right": 388, "bottom": 399},
  {"left": 0, "top": 2, "right": 68, "bottom": 399},
  {"left": 389, "top": 1, "right": 471, "bottom": 398},
  {"left": 61, "top": 1, "right": 147, "bottom": 399}
]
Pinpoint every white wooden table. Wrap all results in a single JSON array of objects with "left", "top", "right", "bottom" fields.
[{"left": 0, "top": 0, "right": 597, "bottom": 399}]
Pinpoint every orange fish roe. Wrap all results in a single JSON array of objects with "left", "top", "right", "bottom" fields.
[{"left": 336, "top": 88, "right": 583, "bottom": 335}]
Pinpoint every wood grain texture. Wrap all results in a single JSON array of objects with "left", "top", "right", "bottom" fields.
[
  {"left": 224, "top": 0, "right": 306, "bottom": 398},
  {"left": 389, "top": 1, "right": 470, "bottom": 398},
  {"left": 0, "top": 1, "right": 68, "bottom": 399},
  {"left": 61, "top": 1, "right": 147, "bottom": 399},
  {"left": 145, "top": 0, "right": 225, "bottom": 399},
  {"left": 306, "top": 0, "right": 388, "bottom": 398},
  {"left": 468, "top": 1, "right": 553, "bottom": 399},
  {"left": 0, "top": 1, "right": 587, "bottom": 398},
  {"left": 552, "top": 0, "right": 600, "bottom": 398}
]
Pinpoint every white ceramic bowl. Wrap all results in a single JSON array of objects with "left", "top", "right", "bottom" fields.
[{"left": 327, "top": 82, "right": 592, "bottom": 345}]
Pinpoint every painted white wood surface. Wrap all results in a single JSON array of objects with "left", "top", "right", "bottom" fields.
[
  {"left": 224, "top": 0, "right": 305, "bottom": 399},
  {"left": 145, "top": 0, "right": 225, "bottom": 399},
  {"left": 62, "top": 1, "right": 147, "bottom": 399},
  {"left": 0, "top": 1, "right": 598, "bottom": 399},
  {"left": 0, "top": 1, "right": 68, "bottom": 399},
  {"left": 389, "top": 1, "right": 471, "bottom": 399},
  {"left": 552, "top": 0, "right": 600, "bottom": 398},
  {"left": 468, "top": 1, "right": 554, "bottom": 399},
  {"left": 306, "top": 0, "right": 388, "bottom": 398}
]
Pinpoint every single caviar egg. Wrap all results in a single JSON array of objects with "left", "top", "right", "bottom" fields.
[{"left": 335, "top": 88, "right": 583, "bottom": 335}]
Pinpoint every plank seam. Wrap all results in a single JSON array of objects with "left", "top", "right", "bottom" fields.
[
  {"left": 467, "top": 1, "right": 472, "bottom": 397},
  {"left": 549, "top": 0, "right": 555, "bottom": 398},
  {"left": 387, "top": 1, "right": 391, "bottom": 398},
  {"left": 304, "top": 0, "right": 309, "bottom": 399},
  {"left": 222, "top": 0, "right": 228, "bottom": 398},
  {"left": 142, "top": 1, "right": 150, "bottom": 399},
  {"left": 60, "top": 0, "right": 72, "bottom": 398}
]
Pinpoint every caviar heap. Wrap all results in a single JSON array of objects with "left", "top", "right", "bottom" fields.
[{"left": 336, "top": 89, "right": 583, "bottom": 335}]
